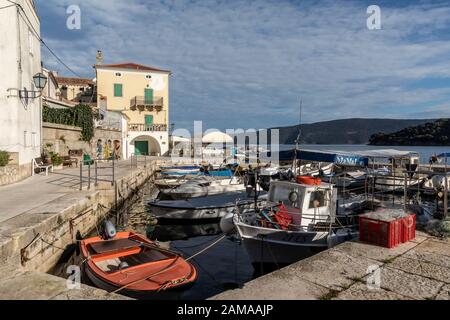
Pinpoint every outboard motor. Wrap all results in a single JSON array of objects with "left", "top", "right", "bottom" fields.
[
  {"left": 220, "top": 212, "right": 236, "bottom": 235},
  {"left": 101, "top": 220, "right": 117, "bottom": 240}
]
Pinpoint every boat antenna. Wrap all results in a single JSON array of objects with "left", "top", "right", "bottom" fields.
[
  {"left": 293, "top": 99, "right": 303, "bottom": 174},
  {"left": 296, "top": 99, "right": 302, "bottom": 148}
]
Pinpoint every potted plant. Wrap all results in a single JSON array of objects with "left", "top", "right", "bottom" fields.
[{"left": 50, "top": 152, "right": 64, "bottom": 170}]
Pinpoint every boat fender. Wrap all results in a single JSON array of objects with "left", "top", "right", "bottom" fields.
[
  {"left": 220, "top": 212, "right": 236, "bottom": 235},
  {"left": 102, "top": 220, "right": 117, "bottom": 240},
  {"left": 119, "top": 261, "right": 129, "bottom": 270},
  {"left": 327, "top": 232, "right": 338, "bottom": 248}
]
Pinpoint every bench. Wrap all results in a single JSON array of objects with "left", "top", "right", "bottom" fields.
[
  {"left": 62, "top": 156, "right": 78, "bottom": 167},
  {"left": 32, "top": 158, "right": 53, "bottom": 176}
]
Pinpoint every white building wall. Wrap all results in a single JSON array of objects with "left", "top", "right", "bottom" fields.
[
  {"left": 0, "top": 0, "right": 42, "bottom": 166},
  {"left": 127, "top": 131, "right": 169, "bottom": 158}
]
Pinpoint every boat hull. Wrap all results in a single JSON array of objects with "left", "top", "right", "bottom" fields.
[
  {"left": 236, "top": 223, "right": 329, "bottom": 265},
  {"left": 149, "top": 200, "right": 261, "bottom": 221},
  {"left": 375, "top": 176, "right": 419, "bottom": 192},
  {"left": 162, "top": 183, "right": 247, "bottom": 200}
]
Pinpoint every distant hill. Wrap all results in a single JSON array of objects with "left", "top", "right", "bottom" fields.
[
  {"left": 271, "top": 118, "right": 436, "bottom": 145},
  {"left": 369, "top": 119, "right": 450, "bottom": 146}
]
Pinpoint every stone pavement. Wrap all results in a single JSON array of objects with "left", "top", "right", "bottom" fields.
[
  {"left": 0, "top": 160, "right": 136, "bottom": 224},
  {"left": 0, "top": 158, "right": 163, "bottom": 300},
  {"left": 0, "top": 263, "right": 130, "bottom": 300},
  {"left": 211, "top": 231, "right": 450, "bottom": 300}
]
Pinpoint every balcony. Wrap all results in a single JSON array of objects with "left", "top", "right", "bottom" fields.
[
  {"left": 130, "top": 96, "right": 164, "bottom": 111},
  {"left": 128, "top": 123, "right": 168, "bottom": 132}
]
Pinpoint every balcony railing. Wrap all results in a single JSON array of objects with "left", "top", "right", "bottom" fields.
[
  {"left": 128, "top": 123, "right": 168, "bottom": 132},
  {"left": 130, "top": 96, "right": 164, "bottom": 111}
]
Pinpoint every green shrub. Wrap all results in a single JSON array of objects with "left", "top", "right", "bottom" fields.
[
  {"left": 50, "top": 153, "right": 63, "bottom": 166},
  {"left": 0, "top": 151, "right": 10, "bottom": 167}
]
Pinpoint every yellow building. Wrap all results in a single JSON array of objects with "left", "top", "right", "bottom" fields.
[{"left": 95, "top": 62, "right": 171, "bottom": 157}]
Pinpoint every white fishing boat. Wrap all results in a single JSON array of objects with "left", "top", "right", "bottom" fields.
[
  {"left": 322, "top": 170, "right": 367, "bottom": 189},
  {"left": 159, "top": 176, "right": 249, "bottom": 199},
  {"left": 422, "top": 175, "right": 450, "bottom": 195},
  {"left": 221, "top": 180, "right": 357, "bottom": 265},
  {"left": 147, "top": 191, "right": 267, "bottom": 221},
  {"left": 374, "top": 174, "right": 420, "bottom": 192},
  {"left": 296, "top": 162, "right": 334, "bottom": 177}
]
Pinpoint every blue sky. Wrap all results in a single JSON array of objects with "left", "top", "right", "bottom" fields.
[{"left": 36, "top": 0, "right": 450, "bottom": 131}]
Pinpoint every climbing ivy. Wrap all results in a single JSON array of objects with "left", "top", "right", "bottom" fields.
[
  {"left": 0, "top": 151, "right": 10, "bottom": 167},
  {"left": 43, "top": 104, "right": 95, "bottom": 142}
]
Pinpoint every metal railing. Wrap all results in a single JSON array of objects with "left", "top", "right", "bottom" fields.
[
  {"left": 128, "top": 123, "right": 168, "bottom": 132},
  {"left": 79, "top": 157, "right": 116, "bottom": 190},
  {"left": 130, "top": 154, "right": 152, "bottom": 168},
  {"left": 130, "top": 96, "right": 163, "bottom": 110}
]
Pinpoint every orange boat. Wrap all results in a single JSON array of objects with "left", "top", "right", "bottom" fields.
[{"left": 80, "top": 231, "right": 197, "bottom": 298}]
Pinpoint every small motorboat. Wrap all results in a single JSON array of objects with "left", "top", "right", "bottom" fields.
[
  {"left": 161, "top": 168, "right": 234, "bottom": 177},
  {"left": 147, "top": 191, "right": 266, "bottom": 221},
  {"left": 160, "top": 165, "right": 201, "bottom": 176},
  {"left": 80, "top": 229, "right": 197, "bottom": 298},
  {"left": 160, "top": 176, "right": 248, "bottom": 199}
]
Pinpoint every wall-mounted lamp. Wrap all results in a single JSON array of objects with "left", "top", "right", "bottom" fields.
[{"left": 7, "top": 72, "right": 48, "bottom": 100}]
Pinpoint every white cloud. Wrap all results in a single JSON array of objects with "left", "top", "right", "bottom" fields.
[{"left": 37, "top": 0, "right": 450, "bottom": 129}]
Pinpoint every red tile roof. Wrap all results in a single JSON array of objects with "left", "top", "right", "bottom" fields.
[
  {"left": 56, "top": 77, "right": 95, "bottom": 86},
  {"left": 95, "top": 62, "right": 171, "bottom": 73}
]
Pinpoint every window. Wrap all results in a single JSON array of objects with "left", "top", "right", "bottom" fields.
[
  {"left": 114, "top": 84, "right": 123, "bottom": 97},
  {"left": 308, "top": 191, "right": 326, "bottom": 209},
  {"left": 31, "top": 132, "right": 37, "bottom": 148},
  {"left": 28, "top": 30, "right": 34, "bottom": 55},
  {"left": 23, "top": 131, "right": 28, "bottom": 148}
]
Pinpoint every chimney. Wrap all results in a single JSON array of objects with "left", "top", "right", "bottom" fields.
[{"left": 96, "top": 50, "right": 104, "bottom": 65}]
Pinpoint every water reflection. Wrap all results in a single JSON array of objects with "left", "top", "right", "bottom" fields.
[{"left": 147, "top": 221, "right": 222, "bottom": 242}]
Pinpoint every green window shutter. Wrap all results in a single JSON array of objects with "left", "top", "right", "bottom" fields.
[
  {"left": 114, "top": 84, "right": 123, "bottom": 97},
  {"left": 145, "top": 115, "right": 154, "bottom": 130},
  {"left": 144, "top": 88, "right": 153, "bottom": 104}
]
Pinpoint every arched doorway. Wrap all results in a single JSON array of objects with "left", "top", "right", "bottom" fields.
[{"left": 131, "top": 135, "right": 162, "bottom": 156}]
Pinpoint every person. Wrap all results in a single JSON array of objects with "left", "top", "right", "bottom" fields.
[
  {"left": 430, "top": 154, "right": 438, "bottom": 165},
  {"left": 103, "top": 141, "right": 111, "bottom": 159},
  {"left": 96, "top": 139, "right": 103, "bottom": 159}
]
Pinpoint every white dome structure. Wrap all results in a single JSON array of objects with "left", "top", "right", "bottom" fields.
[{"left": 202, "top": 131, "right": 233, "bottom": 144}]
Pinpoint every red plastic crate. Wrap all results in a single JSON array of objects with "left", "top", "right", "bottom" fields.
[
  {"left": 359, "top": 209, "right": 416, "bottom": 248},
  {"left": 400, "top": 214, "right": 416, "bottom": 243}
]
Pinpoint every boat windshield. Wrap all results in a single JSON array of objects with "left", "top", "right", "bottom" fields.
[{"left": 269, "top": 184, "right": 303, "bottom": 208}]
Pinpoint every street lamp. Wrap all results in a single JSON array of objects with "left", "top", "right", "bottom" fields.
[
  {"left": 33, "top": 73, "right": 48, "bottom": 91},
  {"left": 7, "top": 72, "right": 48, "bottom": 101}
]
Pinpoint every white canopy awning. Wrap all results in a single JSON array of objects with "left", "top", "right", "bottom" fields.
[{"left": 202, "top": 131, "right": 233, "bottom": 144}]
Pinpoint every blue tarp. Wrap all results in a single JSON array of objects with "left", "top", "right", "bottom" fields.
[
  {"left": 278, "top": 149, "right": 369, "bottom": 166},
  {"left": 277, "top": 148, "right": 419, "bottom": 166},
  {"left": 437, "top": 153, "right": 450, "bottom": 158}
]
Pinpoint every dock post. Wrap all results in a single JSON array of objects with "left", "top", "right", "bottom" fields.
[
  {"left": 88, "top": 162, "right": 91, "bottom": 190},
  {"left": 444, "top": 156, "right": 448, "bottom": 219},
  {"left": 404, "top": 172, "right": 407, "bottom": 212},
  {"left": 112, "top": 156, "right": 115, "bottom": 186},
  {"left": 95, "top": 160, "right": 98, "bottom": 186},
  {"left": 79, "top": 162, "right": 83, "bottom": 191}
]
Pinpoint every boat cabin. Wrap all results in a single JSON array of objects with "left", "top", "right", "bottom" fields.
[{"left": 267, "top": 181, "right": 337, "bottom": 229}]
